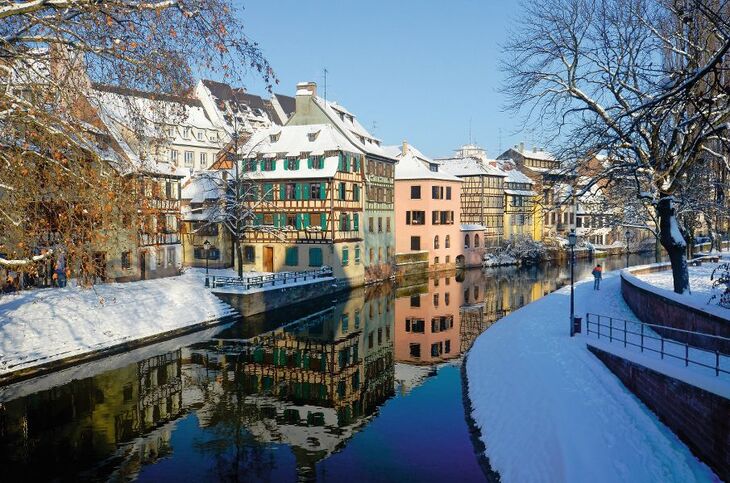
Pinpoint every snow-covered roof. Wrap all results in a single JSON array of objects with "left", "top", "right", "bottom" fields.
[
  {"left": 436, "top": 156, "right": 507, "bottom": 178},
  {"left": 181, "top": 172, "right": 224, "bottom": 203},
  {"left": 504, "top": 189, "right": 537, "bottom": 196},
  {"left": 391, "top": 145, "right": 462, "bottom": 182},
  {"left": 501, "top": 166, "right": 535, "bottom": 185},
  {"left": 243, "top": 124, "right": 360, "bottom": 157},
  {"left": 461, "top": 224, "right": 487, "bottom": 231}
]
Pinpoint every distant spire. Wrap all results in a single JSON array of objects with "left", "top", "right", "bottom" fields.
[{"left": 323, "top": 67, "right": 328, "bottom": 103}]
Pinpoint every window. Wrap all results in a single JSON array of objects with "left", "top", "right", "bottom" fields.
[
  {"left": 411, "top": 236, "right": 421, "bottom": 250},
  {"left": 167, "top": 247, "right": 176, "bottom": 267},
  {"left": 197, "top": 130, "right": 203, "bottom": 141},
  {"left": 156, "top": 247, "right": 164, "bottom": 266},
  {"left": 445, "top": 340, "right": 451, "bottom": 354},
  {"left": 284, "top": 183, "right": 296, "bottom": 200},
  {"left": 446, "top": 255, "right": 450, "bottom": 264},
  {"left": 170, "top": 149, "right": 179, "bottom": 166},
  {"left": 434, "top": 236, "right": 439, "bottom": 249},
  {"left": 121, "top": 251, "right": 131, "bottom": 269},
  {"left": 445, "top": 235, "right": 450, "bottom": 248},
  {"left": 446, "top": 186, "right": 452, "bottom": 200},
  {"left": 263, "top": 159, "right": 275, "bottom": 171},
  {"left": 434, "top": 256, "right": 439, "bottom": 265},
  {"left": 411, "top": 186, "right": 421, "bottom": 199},
  {"left": 409, "top": 343, "right": 421, "bottom": 358},
  {"left": 285, "top": 247, "right": 299, "bottom": 266},
  {"left": 309, "top": 247, "right": 323, "bottom": 267},
  {"left": 433, "top": 294, "right": 439, "bottom": 307},
  {"left": 184, "top": 151, "right": 194, "bottom": 167},
  {"left": 342, "top": 246, "right": 349, "bottom": 265},
  {"left": 310, "top": 183, "right": 323, "bottom": 199},
  {"left": 378, "top": 217, "right": 382, "bottom": 232},
  {"left": 406, "top": 211, "right": 426, "bottom": 225},
  {"left": 353, "top": 184, "right": 360, "bottom": 202},
  {"left": 355, "top": 245, "right": 361, "bottom": 264},
  {"left": 431, "top": 343, "right": 442, "bottom": 357},
  {"left": 474, "top": 234, "right": 480, "bottom": 247},
  {"left": 369, "top": 217, "right": 374, "bottom": 233},
  {"left": 244, "top": 246, "right": 255, "bottom": 263},
  {"left": 310, "top": 156, "right": 324, "bottom": 169},
  {"left": 410, "top": 295, "right": 421, "bottom": 307},
  {"left": 445, "top": 292, "right": 450, "bottom": 305},
  {"left": 338, "top": 182, "right": 346, "bottom": 200},
  {"left": 464, "top": 234, "right": 471, "bottom": 248},
  {"left": 198, "top": 152, "right": 208, "bottom": 168},
  {"left": 386, "top": 217, "right": 391, "bottom": 232}
]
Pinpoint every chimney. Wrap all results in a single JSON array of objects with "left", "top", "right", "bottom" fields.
[
  {"left": 402, "top": 140, "right": 409, "bottom": 156},
  {"left": 533, "top": 146, "right": 538, "bottom": 152},
  {"left": 295, "top": 81, "right": 317, "bottom": 116},
  {"left": 296, "top": 81, "right": 317, "bottom": 97},
  {"left": 519, "top": 142, "right": 524, "bottom": 153}
]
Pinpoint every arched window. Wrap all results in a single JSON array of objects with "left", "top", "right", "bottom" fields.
[
  {"left": 434, "top": 235, "right": 439, "bottom": 249},
  {"left": 474, "top": 234, "right": 480, "bottom": 247},
  {"left": 445, "top": 235, "right": 450, "bottom": 248},
  {"left": 464, "top": 234, "right": 471, "bottom": 248}
]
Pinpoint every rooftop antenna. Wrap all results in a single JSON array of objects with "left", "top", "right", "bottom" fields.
[
  {"left": 468, "top": 118, "right": 472, "bottom": 145},
  {"left": 371, "top": 120, "right": 378, "bottom": 133},
  {"left": 323, "top": 67, "right": 328, "bottom": 103}
]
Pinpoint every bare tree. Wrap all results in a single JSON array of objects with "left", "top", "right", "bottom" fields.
[
  {"left": 0, "top": 0, "right": 273, "bottom": 273},
  {"left": 503, "top": 0, "right": 730, "bottom": 293}
]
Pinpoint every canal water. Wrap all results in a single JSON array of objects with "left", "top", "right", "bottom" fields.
[{"left": 0, "top": 254, "right": 661, "bottom": 482}]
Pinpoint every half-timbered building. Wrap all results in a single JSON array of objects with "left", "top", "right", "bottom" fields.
[
  {"left": 285, "top": 82, "right": 398, "bottom": 284},
  {"left": 437, "top": 147, "right": 507, "bottom": 248},
  {"left": 239, "top": 123, "right": 366, "bottom": 285}
]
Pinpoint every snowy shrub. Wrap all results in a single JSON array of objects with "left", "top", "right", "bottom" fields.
[
  {"left": 709, "top": 263, "right": 730, "bottom": 308},
  {"left": 485, "top": 236, "right": 548, "bottom": 267}
]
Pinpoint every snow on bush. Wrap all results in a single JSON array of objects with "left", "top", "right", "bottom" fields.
[
  {"left": 484, "top": 235, "right": 548, "bottom": 267},
  {"left": 709, "top": 262, "right": 730, "bottom": 308}
]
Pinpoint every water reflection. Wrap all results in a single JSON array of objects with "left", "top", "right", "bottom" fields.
[{"left": 0, "top": 254, "right": 661, "bottom": 481}]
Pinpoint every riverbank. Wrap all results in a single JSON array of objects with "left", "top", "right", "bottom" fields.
[
  {"left": 465, "top": 269, "right": 720, "bottom": 482},
  {"left": 0, "top": 268, "right": 239, "bottom": 384}
]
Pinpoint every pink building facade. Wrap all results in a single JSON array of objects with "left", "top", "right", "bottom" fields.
[{"left": 393, "top": 143, "right": 463, "bottom": 272}]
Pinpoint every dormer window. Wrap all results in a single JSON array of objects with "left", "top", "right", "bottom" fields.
[
  {"left": 429, "top": 163, "right": 438, "bottom": 172},
  {"left": 270, "top": 132, "right": 281, "bottom": 142},
  {"left": 307, "top": 130, "right": 320, "bottom": 142},
  {"left": 197, "top": 131, "right": 203, "bottom": 141}
]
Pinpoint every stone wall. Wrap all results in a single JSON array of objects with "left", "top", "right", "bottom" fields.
[
  {"left": 589, "top": 346, "right": 730, "bottom": 481},
  {"left": 621, "top": 269, "right": 730, "bottom": 353},
  {"left": 215, "top": 278, "right": 349, "bottom": 317}
]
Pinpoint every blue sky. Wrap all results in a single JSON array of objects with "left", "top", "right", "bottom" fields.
[{"left": 228, "top": 0, "right": 535, "bottom": 158}]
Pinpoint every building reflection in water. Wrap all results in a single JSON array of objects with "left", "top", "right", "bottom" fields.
[{"left": 0, "top": 260, "right": 598, "bottom": 481}]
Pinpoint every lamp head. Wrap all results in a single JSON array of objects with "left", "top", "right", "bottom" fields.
[
  {"left": 204, "top": 240, "right": 211, "bottom": 249},
  {"left": 568, "top": 230, "right": 577, "bottom": 247}
]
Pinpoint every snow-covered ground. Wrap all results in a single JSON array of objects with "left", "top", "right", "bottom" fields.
[
  {"left": 0, "top": 268, "right": 238, "bottom": 376},
  {"left": 466, "top": 270, "right": 722, "bottom": 482},
  {"left": 632, "top": 261, "right": 725, "bottom": 316}
]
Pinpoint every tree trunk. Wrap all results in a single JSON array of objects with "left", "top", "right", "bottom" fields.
[
  {"left": 657, "top": 197, "right": 689, "bottom": 294},
  {"left": 235, "top": 238, "right": 243, "bottom": 279}
]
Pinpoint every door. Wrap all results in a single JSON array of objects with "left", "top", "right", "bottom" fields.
[
  {"left": 263, "top": 246, "right": 274, "bottom": 273},
  {"left": 139, "top": 252, "right": 147, "bottom": 280}
]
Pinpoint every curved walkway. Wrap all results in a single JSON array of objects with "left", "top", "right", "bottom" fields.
[{"left": 466, "top": 271, "right": 717, "bottom": 482}]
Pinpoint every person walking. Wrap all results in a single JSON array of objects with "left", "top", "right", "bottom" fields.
[{"left": 592, "top": 264, "right": 603, "bottom": 290}]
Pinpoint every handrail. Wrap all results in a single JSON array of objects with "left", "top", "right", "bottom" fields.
[
  {"left": 585, "top": 313, "right": 729, "bottom": 377},
  {"left": 211, "top": 267, "right": 333, "bottom": 291}
]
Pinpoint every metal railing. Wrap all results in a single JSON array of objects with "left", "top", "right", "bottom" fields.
[
  {"left": 211, "top": 267, "right": 333, "bottom": 291},
  {"left": 585, "top": 313, "right": 729, "bottom": 377}
]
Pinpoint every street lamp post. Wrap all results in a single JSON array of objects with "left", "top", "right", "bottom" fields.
[
  {"left": 625, "top": 230, "right": 631, "bottom": 268},
  {"left": 568, "top": 230, "right": 577, "bottom": 337},
  {"left": 204, "top": 239, "right": 211, "bottom": 287}
]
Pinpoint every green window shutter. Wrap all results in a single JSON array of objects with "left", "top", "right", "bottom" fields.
[
  {"left": 307, "top": 157, "right": 313, "bottom": 169},
  {"left": 353, "top": 213, "right": 359, "bottom": 230},
  {"left": 295, "top": 214, "right": 303, "bottom": 229},
  {"left": 304, "top": 213, "right": 311, "bottom": 227},
  {"left": 339, "top": 183, "right": 345, "bottom": 200},
  {"left": 283, "top": 160, "right": 288, "bottom": 171},
  {"left": 279, "top": 213, "right": 287, "bottom": 227},
  {"left": 342, "top": 246, "right": 349, "bottom": 265},
  {"left": 355, "top": 245, "right": 361, "bottom": 263},
  {"left": 321, "top": 213, "right": 327, "bottom": 231},
  {"left": 260, "top": 160, "right": 265, "bottom": 171},
  {"left": 338, "top": 152, "right": 345, "bottom": 171},
  {"left": 285, "top": 247, "right": 299, "bottom": 266},
  {"left": 295, "top": 183, "right": 302, "bottom": 200},
  {"left": 295, "top": 159, "right": 301, "bottom": 170},
  {"left": 309, "top": 247, "right": 323, "bottom": 267},
  {"left": 320, "top": 182, "right": 327, "bottom": 200},
  {"left": 353, "top": 185, "right": 359, "bottom": 201},
  {"left": 279, "top": 183, "right": 286, "bottom": 200},
  {"left": 255, "top": 213, "right": 263, "bottom": 225},
  {"left": 264, "top": 183, "right": 273, "bottom": 201},
  {"left": 303, "top": 184, "right": 310, "bottom": 200},
  {"left": 355, "top": 157, "right": 361, "bottom": 172},
  {"left": 251, "top": 160, "right": 257, "bottom": 172}
]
